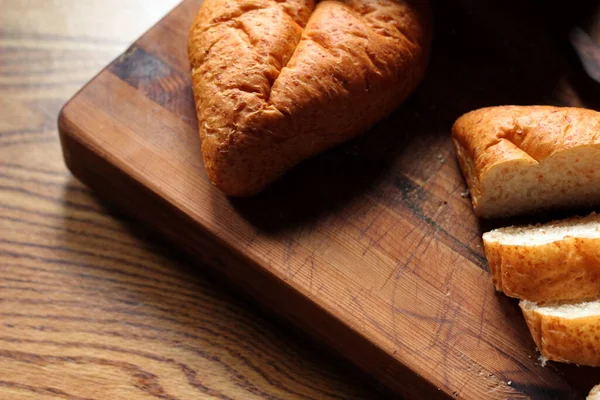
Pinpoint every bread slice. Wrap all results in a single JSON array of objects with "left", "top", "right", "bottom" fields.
[
  {"left": 483, "top": 213, "right": 600, "bottom": 303},
  {"left": 521, "top": 299, "right": 600, "bottom": 367},
  {"left": 589, "top": 385, "right": 600, "bottom": 400},
  {"left": 452, "top": 106, "right": 600, "bottom": 218},
  {"left": 189, "top": 0, "right": 431, "bottom": 196}
]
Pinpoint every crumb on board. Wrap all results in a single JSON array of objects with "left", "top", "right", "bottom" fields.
[{"left": 460, "top": 189, "right": 470, "bottom": 198}]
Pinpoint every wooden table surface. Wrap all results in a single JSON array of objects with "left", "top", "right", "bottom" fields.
[{"left": 0, "top": 1, "right": 381, "bottom": 398}]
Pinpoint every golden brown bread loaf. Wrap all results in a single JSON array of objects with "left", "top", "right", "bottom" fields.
[
  {"left": 483, "top": 213, "right": 600, "bottom": 303},
  {"left": 521, "top": 300, "right": 600, "bottom": 367},
  {"left": 452, "top": 106, "right": 600, "bottom": 218},
  {"left": 188, "top": 0, "right": 431, "bottom": 196}
]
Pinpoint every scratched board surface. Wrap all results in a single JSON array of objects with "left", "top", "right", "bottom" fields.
[{"left": 58, "top": 0, "right": 600, "bottom": 398}]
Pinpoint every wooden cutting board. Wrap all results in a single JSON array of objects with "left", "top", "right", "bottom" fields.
[{"left": 58, "top": 0, "right": 600, "bottom": 398}]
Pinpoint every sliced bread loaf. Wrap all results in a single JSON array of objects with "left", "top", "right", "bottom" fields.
[
  {"left": 483, "top": 213, "right": 600, "bottom": 303},
  {"left": 452, "top": 106, "right": 600, "bottom": 218},
  {"left": 521, "top": 299, "right": 600, "bottom": 367}
]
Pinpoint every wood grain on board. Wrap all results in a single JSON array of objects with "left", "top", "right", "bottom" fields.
[
  {"left": 58, "top": 0, "right": 600, "bottom": 399},
  {"left": 0, "top": 0, "right": 382, "bottom": 398}
]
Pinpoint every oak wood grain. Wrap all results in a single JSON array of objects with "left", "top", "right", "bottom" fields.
[
  {"left": 58, "top": 0, "right": 600, "bottom": 398},
  {"left": 0, "top": 1, "right": 382, "bottom": 399}
]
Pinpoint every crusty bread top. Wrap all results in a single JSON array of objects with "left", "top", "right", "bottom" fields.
[
  {"left": 453, "top": 106, "right": 600, "bottom": 179},
  {"left": 189, "top": 0, "right": 431, "bottom": 196}
]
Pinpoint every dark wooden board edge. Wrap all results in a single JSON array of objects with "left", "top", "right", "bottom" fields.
[{"left": 57, "top": 110, "right": 448, "bottom": 399}]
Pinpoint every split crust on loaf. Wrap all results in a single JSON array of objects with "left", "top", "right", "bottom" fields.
[
  {"left": 521, "top": 300, "right": 600, "bottom": 367},
  {"left": 483, "top": 213, "right": 600, "bottom": 303},
  {"left": 452, "top": 106, "right": 600, "bottom": 218},
  {"left": 189, "top": 0, "right": 431, "bottom": 196}
]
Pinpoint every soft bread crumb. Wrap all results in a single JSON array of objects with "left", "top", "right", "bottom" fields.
[
  {"left": 521, "top": 299, "right": 600, "bottom": 319},
  {"left": 538, "top": 355, "right": 548, "bottom": 367},
  {"left": 483, "top": 212, "right": 600, "bottom": 246}
]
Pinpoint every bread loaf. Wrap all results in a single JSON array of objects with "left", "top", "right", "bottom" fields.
[
  {"left": 189, "top": 0, "right": 431, "bottom": 196},
  {"left": 452, "top": 106, "right": 600, "bottom": 218},
  {"left": 483, "top": 213, "right": 600, "bottom": 303},
  {"left": 589, "top": 385, "right": 600, "bottom": 400},
  {"left": 520, "top": 299, "right": 600, "bottom": 367},
  {"left": 463, "top": 107, "right": 600, "bottom": 369}
]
